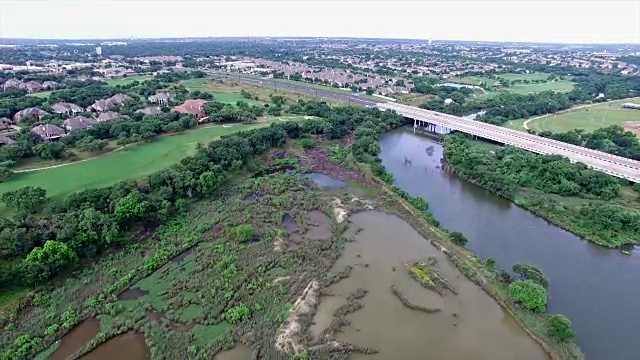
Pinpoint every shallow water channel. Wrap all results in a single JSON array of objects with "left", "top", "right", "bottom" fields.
[
  {"left": 311, "top": 210, "right": 547, "bottom": 360},
  {"left": 379, "top": 127, "right": 640, "bottom": 360}
]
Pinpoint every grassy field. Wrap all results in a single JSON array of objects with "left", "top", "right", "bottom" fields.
[
  {"left": 450, "top": 73, "right": 575, "bottom": 95},
  {"left": 181, "top": 78, "right": 340, "bottom": 106},
  {"left": 510, "top": 98, "right": 640, "bottom": 133},
  {"left": 0, "top": 119, "right": 298, "bottom": 200},
  {"left": 28, "top": 90, "right": 52, "bottom": 98},
  {"left": 106, "top": 75, "right": 153, "bottom": 87}
]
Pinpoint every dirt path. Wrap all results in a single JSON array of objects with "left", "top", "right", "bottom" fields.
[{"left": 522, "top": 97, "right": 640, "bottom": 130}]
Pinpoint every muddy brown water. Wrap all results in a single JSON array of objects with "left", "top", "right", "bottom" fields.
[
  {"left": 213, "top": 344, "right": 253, "bottom": 360},
  {"left": 80, "top": 332, "right": 150, "bottom": 360},
  {"left": 118, "top": 286, "right": 148, "bottom": 301},
  {"left": 48, "top": 318, "right": 101, "bottom": 360},
  {"left": 303, "top": 210, "right": 333, "bottom": 240},
  {"left": 310, "top": 211, "right": 547, "bottom": 360}
]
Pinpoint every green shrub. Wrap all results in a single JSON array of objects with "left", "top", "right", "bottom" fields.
[
  {"left": 449, "top": 232, "right": 468, "bottom": 246},
  {"left": 508, "top": 280, "right": 547, "bottom": 313},
  {"left": 44, "top": 324, "right": 59, "bottom": 336},
  {"left": 299, "top": 138, "right": 315, "bottom": 149},
  {"left": 225, "top": 303, "right": 251, "bottom": 324},
  {"left": 234, "top": 224, "right": 255, "bottom": 242},
  {"left": 512, "top": 263, "right": 549, "bottom": 288},
  {"left": 547, "top": 314, "right": 576, "bottom": 341}
]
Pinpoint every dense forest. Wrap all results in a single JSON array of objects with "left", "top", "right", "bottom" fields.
[
  {"left": 443, "top": 135, "right": 640, "bottom": 247},
  {"left": 538, "top": 125, "right": 640, "bottom": 161},
  {"left": 0, "top": 102, "right": 404, "bottom": 292}
]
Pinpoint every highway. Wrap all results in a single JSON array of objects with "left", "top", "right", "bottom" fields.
[
  {"left": 379, "top": 102, "right": 640, "bottom": 182},
  {"left": 210, "top": 72, "right": 640, "bottom": 182}
]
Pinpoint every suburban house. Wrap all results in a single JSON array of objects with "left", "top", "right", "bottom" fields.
[
  {"left": 97, "top": 111, "right": 124, "bottom": 122},
  {"left": 0, "top": 117, "right": 13, "bottom": 130},
  {"left": 136, "top": 107, "right": 163, "bottom": 116},
  {"left": 86, "top": 93, "right": 132, "bottom": 112},
  {"left": 51, "top": 102, "right": 83, "bottom": 116},
  {"left": 13, "top": 107, "right": 48, "bottom": 122},
  {"left": 148, "top": 92, "right": 174, "bottom": 106},
  {"left": 42, "top": 81, "right": 59, "bottom": 90},
  {"left": 31, "top": 124, "right": 66, "bottom": 141},
  {"left": 0, "top": 135, "right": 15, "bottom": 146},
  {"left": 172, "top": 99, "right": 207, "bottom": 120},
  {"left": 24, "top": 81, "right": 44, "bottom": 93},
  {"left": 63, "top": 116, "right": 98, "bottom": 131},
  {"left": 2, "top": 78, "right": 24, "bottom": 91}
]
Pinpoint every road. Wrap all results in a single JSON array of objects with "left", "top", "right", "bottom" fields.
[
  {"left": 209, "top": 72, "right": 379, "bottom": 106},
  {"left": 379, "top": 102, "right": 640, "bottom": 182},
  {"left": 209, "top": 72, "right": 640, "bottom": 182}
]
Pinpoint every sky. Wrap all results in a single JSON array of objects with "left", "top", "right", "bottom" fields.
[{"left": 0, "top": 0, "right": 639, "bottom": 44}]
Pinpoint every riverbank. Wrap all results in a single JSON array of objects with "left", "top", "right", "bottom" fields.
[
  {"left": 364, "top": 177, "right": 581, "bottom": 360},
  {"left": 442, "top": 135, "right": 640, "bottom": 249}
]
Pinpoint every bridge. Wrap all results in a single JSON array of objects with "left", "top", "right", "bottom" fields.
[{"left": 377, "top": 102, "right": 640, "bottom": 182}]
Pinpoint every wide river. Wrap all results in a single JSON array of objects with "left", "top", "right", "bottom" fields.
[{"left": 379, "top": 127, "right": 640, "bottom": 360}]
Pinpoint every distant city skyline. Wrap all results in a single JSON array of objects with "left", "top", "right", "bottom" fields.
[{"left": 0, "top": 1, "right": 639, "bottom": 44}]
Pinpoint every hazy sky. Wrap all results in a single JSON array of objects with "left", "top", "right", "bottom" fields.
[{"left": 0, "top": 0, "right": 639, "bottom": 43}]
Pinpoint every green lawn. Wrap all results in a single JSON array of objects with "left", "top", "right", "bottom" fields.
[
  {"left": 28, "top": 90, "right": 52, "bottom": 99},
  {"left": 519, "top": 98, "right": 640, "bottom": 133},
  {"left": 0, "top": 120, "right": 291, "bottom": 200},
  {"left": 504, "top": 80, "right": 575, "bottom": 95},
  {"left": 180, "top": 79, "right": 263, "bottom": 106},
  {"left": 106, "top": 75, "right": 153, "bottom": 87},
  {"left": 450, "top": 73, "right": 574, "bottom": 95}
]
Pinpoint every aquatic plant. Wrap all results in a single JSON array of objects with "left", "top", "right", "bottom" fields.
[
  {"left": 390, "top": 285, "right": 440, "bottom": 314},
  {"left": 408, "top": 259, "right": 456, "bottom": 296}
]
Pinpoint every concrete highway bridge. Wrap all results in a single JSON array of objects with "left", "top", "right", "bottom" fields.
[{"left": 378, "top": 102, "right": 640, "bottom": 183}]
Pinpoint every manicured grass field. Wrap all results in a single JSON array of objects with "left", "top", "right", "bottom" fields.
[
  {"left": 106, "top": 75, "right": 153, "bottom": 87},
  {"left": 508, "top": 98, "right": 640, "bottom": 133},
  {"left": 0, "top": 120, "right": 291, "bottom": 200}
]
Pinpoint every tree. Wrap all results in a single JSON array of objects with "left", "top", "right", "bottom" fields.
[
  {"left": 485, "top": 257, "right": 497, "bottom": 271},
  {"left": 26, "top": 240, "right": 77, "bottom": 279},
  {"left": 508, "top": 280, "right": 547, "bottom": 312},
  {"left": 198, "top": 168, "right": 224, "bottom": 195},
  {"left": 547, "top": 314, "right": 576, "bottom": 341},
  {"left": 1, "top": 186, "right": 47, "bottom": 213},
  {"left": 512, "top": 263, "right": 549, "bottom": 288},
  {"left": 0, "top": 166, "right": 13, "bottom": 182},
  {"left": 114, "top": 191, "right": 150, "bottom": 225},
  {"left": 34, "top": 142, "right": 67, "bottom": 160},
  {"left": 449, "top": 231, "right": 468, "bottom": 246}
]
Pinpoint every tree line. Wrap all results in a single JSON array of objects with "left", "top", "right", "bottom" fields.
[
  {"left": 443, "top": 135, "right": 621, "bottom": 200},
  {"left": 538, "top": 125, "right": 640, "bottom": 161},
  {"left": 0, "top": 101, "right": 404, "bottom": 293}
]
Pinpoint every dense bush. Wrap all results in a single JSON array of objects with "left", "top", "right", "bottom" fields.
[
  {"left": 512, "top": 263, "right": 549, "bottom": 289},
  {"left": 547, "top": 314, "right": 576, "bottom": 342},
  {"left": 444, "top": 135, "right": 621, "bottom": 200},
  {"left": 508, "top": 279, "right": 548, "bottom": 313},
  {"left": 449, "top": 232, "right": 468, "bottom": 247}
]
